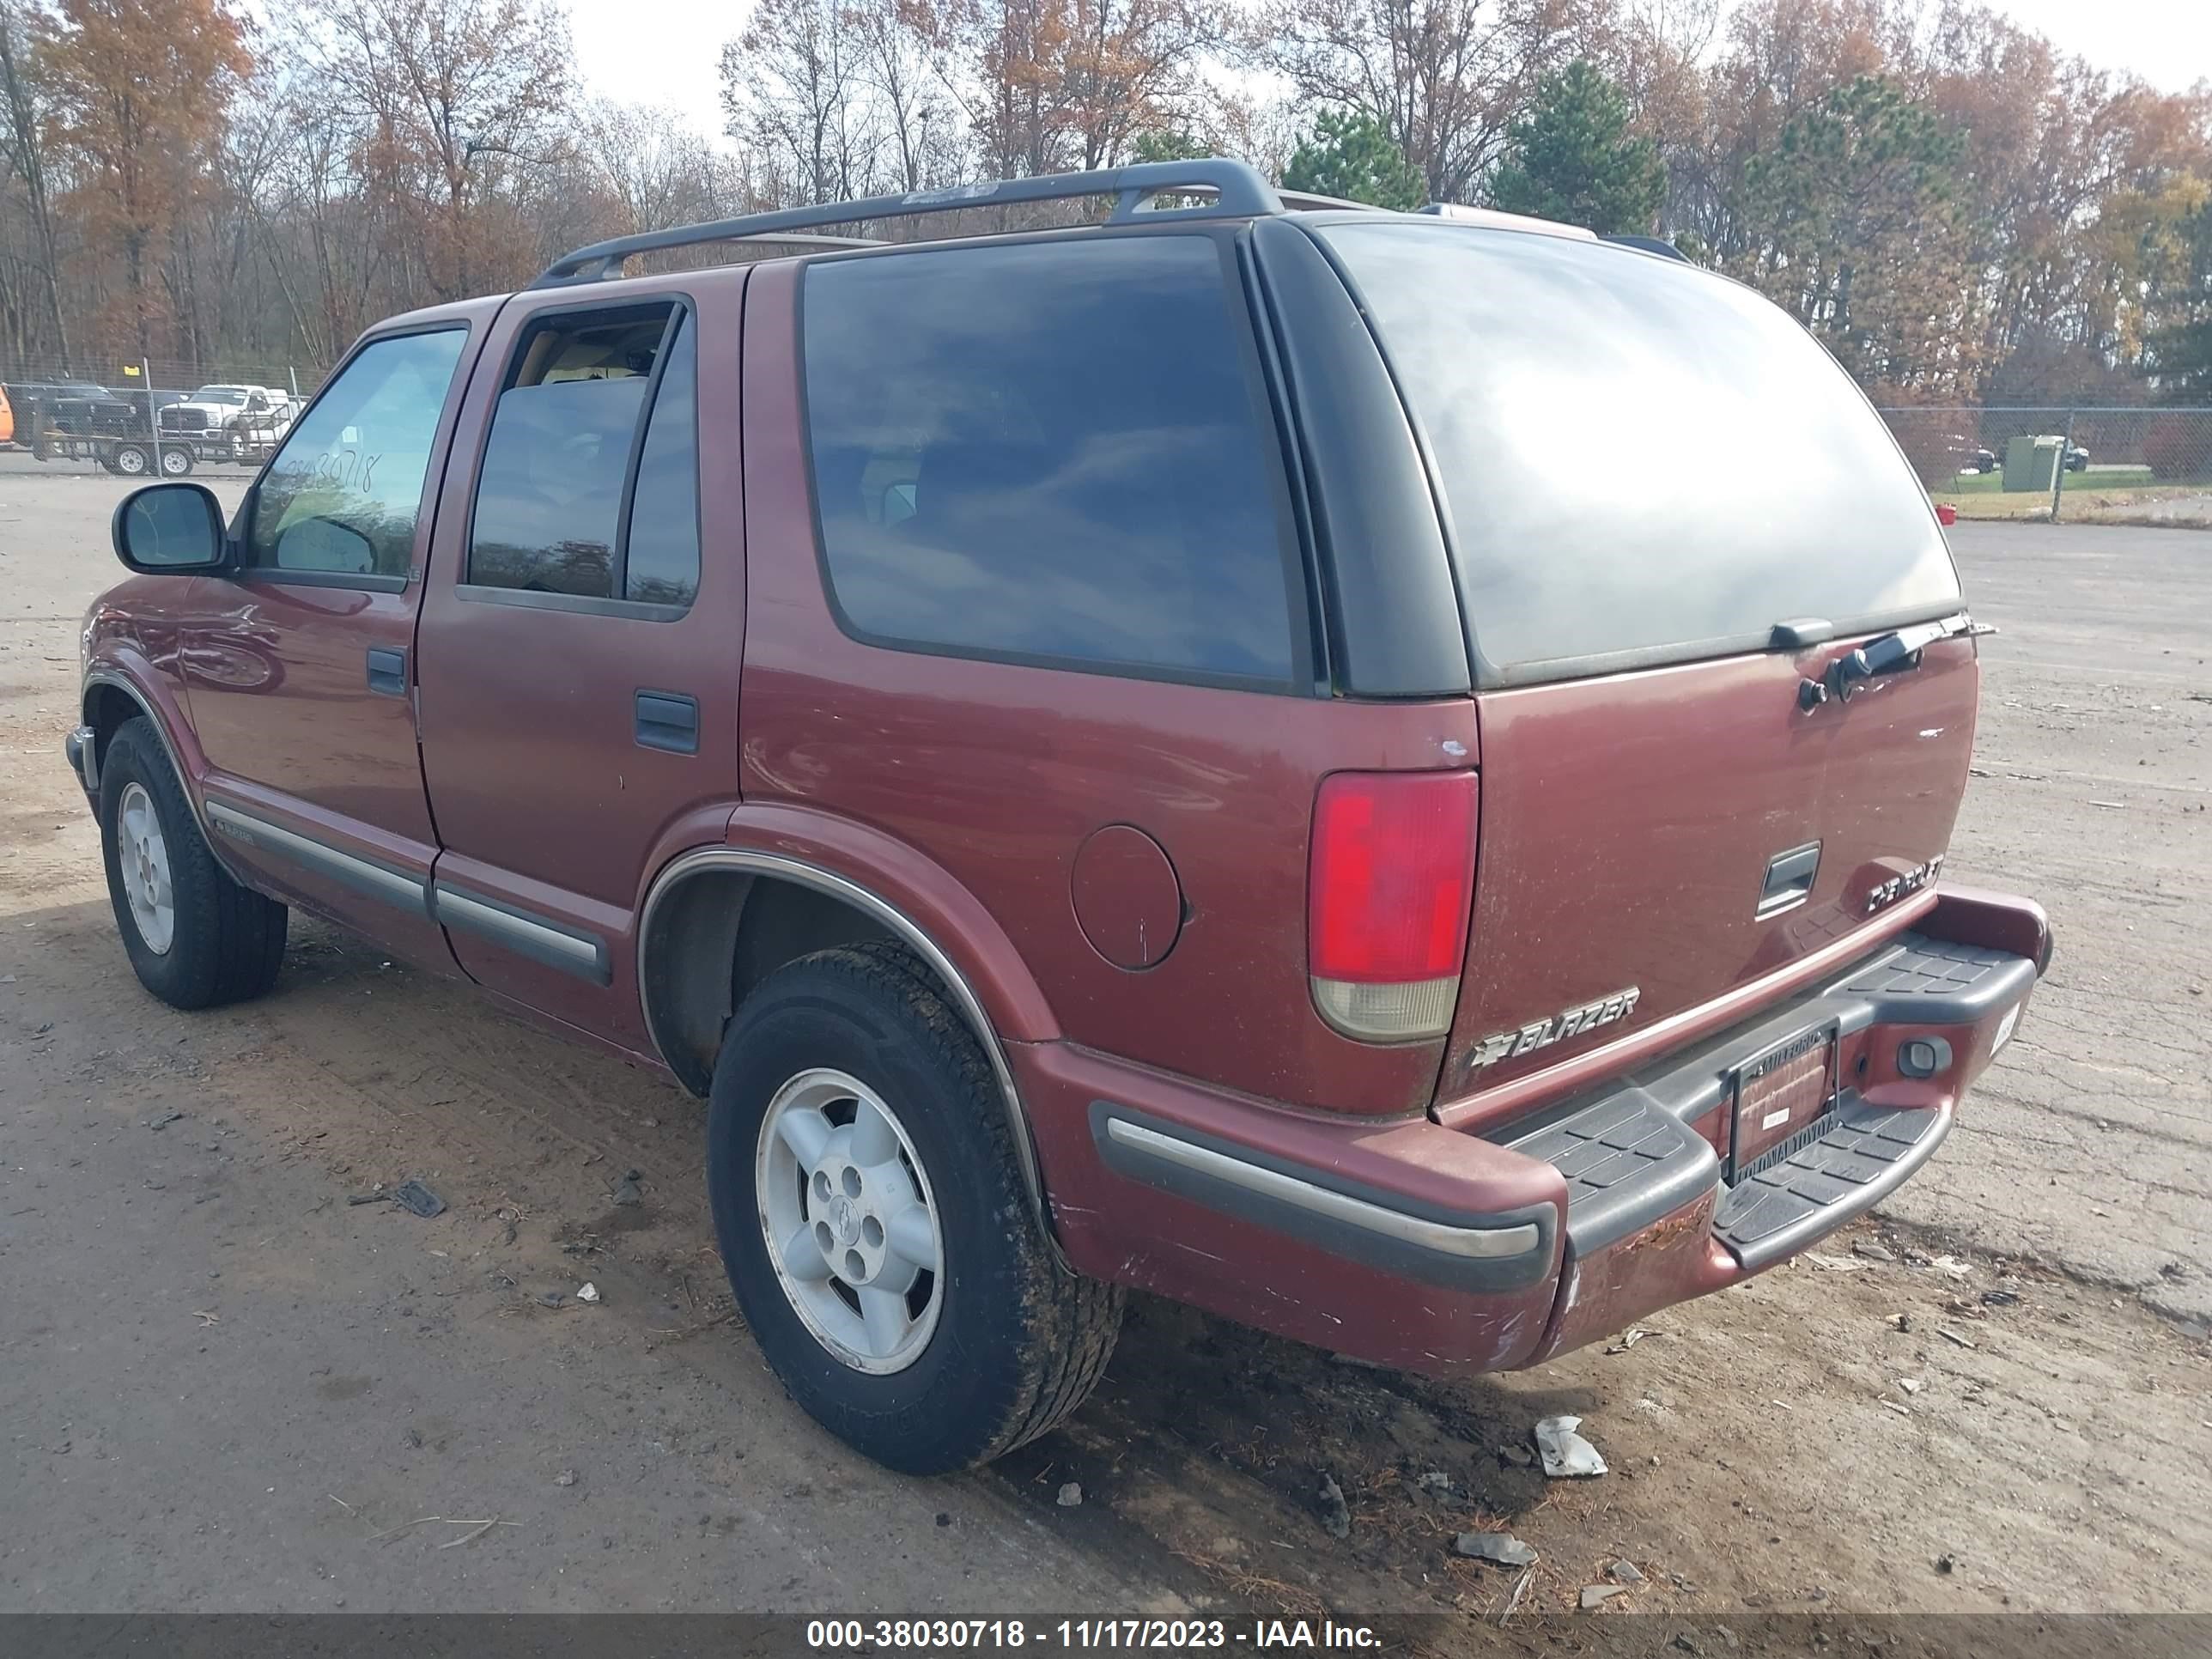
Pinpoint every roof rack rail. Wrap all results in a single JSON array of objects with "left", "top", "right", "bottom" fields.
[
  {"left": 1601, "top": 234, "right": 1691, "bottom": 262},
  {"left": 1275, "top": 186, "right": 1385, "bottom": 213},
  {"left": 532, "top": 159, "right": 1288, "bottom": 289},
  {"left": 1417, "top": 201, "right": 1597, "bottom": 241}
]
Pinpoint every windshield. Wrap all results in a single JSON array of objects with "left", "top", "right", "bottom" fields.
[
  {"left": 1314, "top": 222, "right": 1961, "bottom": 684},
  {"left": 194, "top": 387, "right": 247, "bottom": 404}
]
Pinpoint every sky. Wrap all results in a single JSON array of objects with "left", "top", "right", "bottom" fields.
[{"left": 563, "top": 0, "right": 2212, "bottom": 145}]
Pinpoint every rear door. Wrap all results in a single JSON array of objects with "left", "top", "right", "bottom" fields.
[
  {"left": 1307, "top": 221, "right": 1977, "bottom": 1121},
  {"left": 413, "top": 273, "right": 742, "bottom": 1053}
]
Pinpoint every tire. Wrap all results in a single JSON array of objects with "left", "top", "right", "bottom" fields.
[
  {"left": 98, "top": 717, "right": 287, "bottom": 1010},
  {"left": 707, "top": 940, "right": 1122, "bottom": 1474},
  {"left": 158, "top": 444, "right": 194, "bottom": 477},
  {"left": 112, "top": 441, "right": 149, "bottom": 477}
]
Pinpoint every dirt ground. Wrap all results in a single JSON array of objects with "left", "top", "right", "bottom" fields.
[{"left": 3, "top": 457, "right": 2208, "bottom": 1632}]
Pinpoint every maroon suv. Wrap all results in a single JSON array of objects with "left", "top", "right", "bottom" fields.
[{"left": 69, "top": 161, "right": 2048, "bottom": 1475}]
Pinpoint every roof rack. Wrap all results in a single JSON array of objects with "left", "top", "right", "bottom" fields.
[
  {"left": 531, "top": 159, "right": 1293, "bottom": 289},
  {"left": 1416, "top": 201, "right": 1596, "bottom": 241},
  {"left": 1601, "top": 233, "right": 1691, "bottom": 263}
]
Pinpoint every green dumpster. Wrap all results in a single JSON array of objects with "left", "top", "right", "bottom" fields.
[{"left": 2002, "top": 434, "right": 2062, "bottom": 493}]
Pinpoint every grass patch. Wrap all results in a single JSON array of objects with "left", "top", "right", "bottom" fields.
[{"left": 1939, "top": 464, "right": 2163, "bottom": 496}]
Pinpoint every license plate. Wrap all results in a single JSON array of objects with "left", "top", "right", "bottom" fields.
[{"left": 1729, "top": 1026, "right": 1838, "bottom": 1176}]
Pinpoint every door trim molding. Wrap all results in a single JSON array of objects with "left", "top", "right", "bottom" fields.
[
  {"left": 432, "top": 881, "right": 611, "bottom": 985},
  {"left": 203, "top": 800, "right": 613, "bottom": 988},
  {"left": 204, "top": 799, "right": 428, "bottom": 915}
]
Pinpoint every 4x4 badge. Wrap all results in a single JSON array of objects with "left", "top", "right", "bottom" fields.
[
  {"left": 1462, "top": 987, "right": 1642, "bottom": 1075},
  {"left": 1865, "top": 854, "right": 1944, "bottom": 914}
]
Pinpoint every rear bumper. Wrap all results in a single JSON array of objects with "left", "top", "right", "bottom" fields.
[{"left": 1021, "top": 887, "right": 2047, "bottom": 1375}]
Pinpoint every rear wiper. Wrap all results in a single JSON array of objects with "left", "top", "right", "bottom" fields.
[{"left": 1793, "top": 614, "right": 1993, "bottom": 709}]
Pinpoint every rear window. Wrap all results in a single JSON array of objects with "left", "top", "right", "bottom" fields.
[
  {"left": 1316, "top": 223, "right": 1961, "bottom": 681},
  {"left": 801, "top": 235, "right": 1302, "bottom": 685}
]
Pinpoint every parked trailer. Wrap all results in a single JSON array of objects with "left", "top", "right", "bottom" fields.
[
  {"left": 27, "top": 422, "right": 203, "bottom": 477},
  {"left": 24, "top": 402, "right": 290, "bottom": 477}
]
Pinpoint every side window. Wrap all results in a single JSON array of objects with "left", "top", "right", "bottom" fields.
[
  {"left": 248, "top": 329, "right": 467, "bottom": 580},
  {"left": 623, "top": 313, "right": 701, "bottom": 605},
  {"left": 801, "top": 236, "right": 1299, "bottom": 684},
  {"left": 467, "top": 304, "right": 699, "bottom": 609}
]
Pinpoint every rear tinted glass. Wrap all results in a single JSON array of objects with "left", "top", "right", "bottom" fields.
[
  {"left": 802, "top": 235, "right": 1300, "bottom": 684},
  {"left": 1316, "top": 223, "right": 1961, "bottom": 680}
]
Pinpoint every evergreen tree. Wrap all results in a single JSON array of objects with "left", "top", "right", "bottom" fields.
[
  {"left": 2143, "top": 196, "right": 2212, "bottom": 401},
  {"left": 1736, "top": 76, "right": 1987, "bottom": 400},
  {"left": 1282, "top": 110, "right": 1425, "bottom": 210},
  {"left": 1487, "top": 60, "right": 1664, "bottom": 236}
]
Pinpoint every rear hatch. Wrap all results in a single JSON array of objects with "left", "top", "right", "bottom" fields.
[{"left": 1311, "top": 220, "right": 1976, "bottom": 1118}]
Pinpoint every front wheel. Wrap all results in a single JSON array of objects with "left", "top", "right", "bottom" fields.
[
  {"left": 158, "top": 443, "right": 194, "bottom": 477},
  {"left": 707, "top": 941, "right": 1121, "bottom": 1474},
  {"left": 98, "top": 717, "right": 288, "bottom": 1009},
  {"left": 111, "top": 441, "right": 149, "bottom": 477}
]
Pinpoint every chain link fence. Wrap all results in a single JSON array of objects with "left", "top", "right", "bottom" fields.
[
  {"left": 3, "top": 353, "right": 330, "bottom": 474},
  {"left": 1876, "top": 405, "right": 2212, "bottom": 528},
  {"left": 2, "top": 353, "right": 325, "bottom": 412}
]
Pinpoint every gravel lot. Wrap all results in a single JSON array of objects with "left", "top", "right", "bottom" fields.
[{"left": 2, "top": 456, "right": 2207, "bottom": 1629}]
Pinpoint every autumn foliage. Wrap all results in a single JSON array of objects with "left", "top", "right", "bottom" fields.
[{"left": 0, "top": 0, "right": 2207, "bottom": 404}]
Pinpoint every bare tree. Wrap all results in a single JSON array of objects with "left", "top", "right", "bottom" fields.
[
  {"left": 850, "top": 0, "right": 955, "bottom": 192},
  {"left": 0, "top": 0, "right": 69, "bottom": 362},
  {"left": 721, "top": 0, "right": 874, "bottom": 206},
  {"left": 305, "top": 0, "right": 574, "bottom": 300},
  {"left": 1251, "top": 0, "right": 1618, "bottom": 201}
]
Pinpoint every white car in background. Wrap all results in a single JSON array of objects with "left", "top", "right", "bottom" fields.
[{"left": 156, "top": 385, "right": 297, "bottom": 461}]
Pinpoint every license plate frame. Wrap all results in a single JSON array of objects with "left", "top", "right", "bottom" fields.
[{"left": 1727, "top": 1023, "right": 1840, "bottom": 1182}]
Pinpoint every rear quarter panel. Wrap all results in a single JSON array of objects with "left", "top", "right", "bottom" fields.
[{"left": 738, "top": 258, "right": 1478, "bottom": 1116}]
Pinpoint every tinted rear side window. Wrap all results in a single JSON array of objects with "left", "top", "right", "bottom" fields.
[
  {"left": 1316, "top": 223, "right": 1961, "bottom": 682},
  {"left": 802, "top": 235, "right": 1300, "bottom": 684},
  {"left": 468, "top": 304, "right": 697, "bottom": 609}
]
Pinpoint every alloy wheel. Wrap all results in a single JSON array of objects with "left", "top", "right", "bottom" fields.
[{"left": 755, "top": 1066, "right": 944, "bottom": 1374}]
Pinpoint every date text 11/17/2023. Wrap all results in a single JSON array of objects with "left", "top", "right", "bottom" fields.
[{"left": 805, "top": 1619, "right": 1386, "bottom": 1649}]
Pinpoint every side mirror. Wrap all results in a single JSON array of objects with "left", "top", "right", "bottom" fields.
[{"left": 111, "top": 482, "right": 230, "bottom": 574}]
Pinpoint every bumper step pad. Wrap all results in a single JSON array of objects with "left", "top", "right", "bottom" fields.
[
  {"left": 1713, "top": 1097, "right": 1944, "bottom": 1269},
  {"left": 1509, "top": 1093, "right": 1716, "bottom": 1257}
]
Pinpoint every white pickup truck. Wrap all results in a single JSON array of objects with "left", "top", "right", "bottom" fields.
[{"left": 155, "top": 384, "right": 298, "bottom": 467}]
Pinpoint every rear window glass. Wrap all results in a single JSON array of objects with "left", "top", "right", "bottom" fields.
[
  {"left": 802, "top": 235, "right": 1300, "bottom": 684},
  {"left": 1316, "top": 223, "right": 1961, "bottom": 680}
]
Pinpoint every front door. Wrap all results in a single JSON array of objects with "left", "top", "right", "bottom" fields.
[
  {"left": 183, "top": 307, "right": 497, "bottom": 963},
  {"left": 414, "top": 275, "right": 744, "bottom": 1051}
]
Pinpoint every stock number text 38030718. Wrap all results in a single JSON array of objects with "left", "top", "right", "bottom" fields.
[{"left": 805, "top": 1619, "right": 1387, "bottom": 1650}]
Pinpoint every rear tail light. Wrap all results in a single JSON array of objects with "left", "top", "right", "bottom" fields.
[{"left": 1308, "top": 769, "right": 1477, "bottom": 1042}]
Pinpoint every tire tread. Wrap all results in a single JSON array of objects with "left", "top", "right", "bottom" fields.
[
  {"left": 808, "top": 940, "right": 1123, "bottom": 1463},
  {"left": 713, "top": 938, "right": 1122, "bottom": 1470}
]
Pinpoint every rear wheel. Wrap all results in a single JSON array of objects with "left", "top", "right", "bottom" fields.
[
  {"left": 98, "top": 718, "right": 287, "bottom": 1009},
  {"left": 707, "top": 941, "right": 1121, "bottom": 1473},
  {"left": 111, "top": 441, "right": 149, "bottom": 477},
  {"left": 158, "top": 443, "right": 194, "bottom": 477}
]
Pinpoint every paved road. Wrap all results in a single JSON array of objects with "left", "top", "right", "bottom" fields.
[{"left": 1889, "top": 523, "right": 2211, "bottom": 1323}]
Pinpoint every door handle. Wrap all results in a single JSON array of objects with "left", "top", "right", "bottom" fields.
[
  {"left": 367, "top": 647, "right": 407, "bottom": 697},
  {"left": 635, "top": 690, "right": 698, "bottom": 755},
  {"left": 1756, "top": 842, "right": 1821, "bottom": 919}
]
